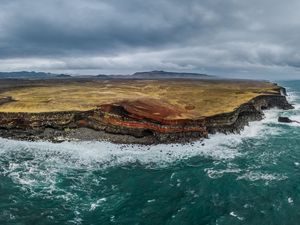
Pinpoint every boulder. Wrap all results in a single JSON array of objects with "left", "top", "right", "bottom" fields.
[{"left": 278, "top": 116, "right": 293, "bottom": 123}]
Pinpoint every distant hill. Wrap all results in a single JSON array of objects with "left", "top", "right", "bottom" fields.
[
  {"left": 55, "top": 74, "right": 72, "bottom": 78},
  {"left": 0, "top": 70, "right": 216, "bottom": 80},
  {"left": 130, "top": 70, "right": 214, "bottom": 79},
  {"left": 95, "top": 74, "right": 111, "bottom": 79}
]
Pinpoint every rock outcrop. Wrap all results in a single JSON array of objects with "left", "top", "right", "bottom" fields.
[{"left": 278, "top": 116, "right": 300, "bottom": 124}]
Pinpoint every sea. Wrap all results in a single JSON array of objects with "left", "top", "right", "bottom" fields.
[{"left": 1, "top": 80, "right": 300, "bottom": 225}]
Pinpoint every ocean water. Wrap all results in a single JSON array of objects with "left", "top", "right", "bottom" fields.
[{"left": 1, "top": 80, "right": 300, "bottom": 225}]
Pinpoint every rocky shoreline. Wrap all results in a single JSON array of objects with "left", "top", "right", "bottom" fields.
[{"left": 0, "top": 87, "right": 293, "bottom": 144}]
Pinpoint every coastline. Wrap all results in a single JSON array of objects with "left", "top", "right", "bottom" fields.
[{"left": 0, "top": 86, "right": 293, "bottom": 144}]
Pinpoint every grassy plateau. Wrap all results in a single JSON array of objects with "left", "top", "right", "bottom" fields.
[{"left": 0, "top": 79, "right": 280, "bottom": 120}]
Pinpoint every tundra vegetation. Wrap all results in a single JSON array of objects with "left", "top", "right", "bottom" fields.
[{"left": 0, "top": 79, "right": 280, "bottom": 120}]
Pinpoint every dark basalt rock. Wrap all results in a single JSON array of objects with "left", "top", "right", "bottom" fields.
[
  {"left": 278, "top": 117, "right": 293, "bottom": 123},
  {"left": 278, "top": 116, "right": 300, "bottom": 124}
]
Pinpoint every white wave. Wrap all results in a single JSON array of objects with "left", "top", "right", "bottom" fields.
[
  {"left": 230, "top": 212, "right": 244, "bottom": 221},
  {"left": 89, "top": 198, "right": 107, "bottom": 211},
  {"left": 287, "top": 91, "right": 299, "bottom": 104},
  {"left": 0, "top": 106, "right": 285, "bottom": 171},
  {"left": 205, "top": 168, "right": 242, "bottom": 179},
  {"left": 279, "top": 89, "right": 300, "bottom": 126},
  {"left": 286, "top": 87, "right": 300, "bottom": 109},
  {"left": 0, "top": 136, "right": 239, "bottom": 170},
  {"left": 237, "top": 171, "right": 287, "bottom": 182},
  {"left": 288, "top": 197, "right": 294, "bottom": 205}
]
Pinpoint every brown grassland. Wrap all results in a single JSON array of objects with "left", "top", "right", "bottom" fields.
[{"left": 0, "top": 79, "right": 279, "bottom": 120}]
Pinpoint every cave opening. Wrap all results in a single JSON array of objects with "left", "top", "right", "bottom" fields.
[
  {"left": 141, "top": 129, "right": 154, "bottom": 137},
  {"left": 110, "top": 105, "right": 129, "bottom": 116}
]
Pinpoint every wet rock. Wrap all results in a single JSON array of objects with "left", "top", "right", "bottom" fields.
[
  {"left": 278, "top": 116, "right": 300, "bottom": 124},
  {"left": 278, "top": 117, "right": 293, "bottom": 123}
]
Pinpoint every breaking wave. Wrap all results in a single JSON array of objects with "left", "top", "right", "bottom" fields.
[{"left": 0, "top": 107, "right": 283, "bottom": 171}]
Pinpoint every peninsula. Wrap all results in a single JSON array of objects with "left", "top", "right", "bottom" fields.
[{"left": 0, "top": 71, "right": 293, "bottom": 144}]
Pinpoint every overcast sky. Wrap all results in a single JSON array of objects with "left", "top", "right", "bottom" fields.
[{"left": 1, "top": 0, "right": 300, "bottom": 79}]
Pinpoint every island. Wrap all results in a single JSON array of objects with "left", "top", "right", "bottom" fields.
[{"left": 0, "top": 72, "right": 294, "bottom": 144}]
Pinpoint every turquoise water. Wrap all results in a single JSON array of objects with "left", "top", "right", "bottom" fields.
[{"left": 1, "top": 80, "right": 300, "bottom": 225}]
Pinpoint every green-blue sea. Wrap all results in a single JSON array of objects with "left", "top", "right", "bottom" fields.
[{"left": 1, "top": 80, "right": 300, "bottom": 225}]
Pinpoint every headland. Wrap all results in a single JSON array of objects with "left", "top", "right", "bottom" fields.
[{"left": 0, "top": 72, "right": 293, "bottom": 144}]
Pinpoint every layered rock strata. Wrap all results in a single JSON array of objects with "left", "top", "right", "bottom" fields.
[{"left": 0, "top": 87, "right": 293, "bottom": 144}]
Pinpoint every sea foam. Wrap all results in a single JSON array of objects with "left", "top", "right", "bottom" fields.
[{"left": 0, "top": 106, "right": 283, "bottom": 170}]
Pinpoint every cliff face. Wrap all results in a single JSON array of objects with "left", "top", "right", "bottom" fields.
[
  {"left": 206, "top": 94, "right": 292, "bottom": 134},
  {"left": 0, "top": 87, "right": 293, "bottom": 144}
]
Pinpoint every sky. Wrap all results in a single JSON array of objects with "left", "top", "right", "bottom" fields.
[{"left": 1, "top": 0, "right": 300, "bottom": 79}]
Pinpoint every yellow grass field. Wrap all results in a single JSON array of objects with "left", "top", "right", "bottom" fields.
[{"left": 0, "top": 80, "right": 279, "bottom": 119}]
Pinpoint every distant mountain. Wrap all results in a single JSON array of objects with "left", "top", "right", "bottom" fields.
[
  {"left": 130, "top": 70, "right": 214, "bottom": 79},
  {"left": 0, "top": 71, "right": 49, "bottom": 78},
  {"left": 55, "top": 74, "right": 72, "bottom": 78},
  {"left": 0, "top": 71, "right": 75, "bottom": 79},
  {"left": 0, "top": 70, "right": 216, "bottom": 80}
]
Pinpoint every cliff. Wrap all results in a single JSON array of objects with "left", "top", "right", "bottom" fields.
[{"left": 0, "top": 79, "right": 293, "bottom": 144}]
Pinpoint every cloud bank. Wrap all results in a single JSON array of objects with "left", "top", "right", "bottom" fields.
[{"left": 1, "top": 0, "right": 300, "bottom": 78}]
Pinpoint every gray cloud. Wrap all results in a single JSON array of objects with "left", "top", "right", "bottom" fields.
[{"left": 1, "top": 0, "right": 300, "bottom": 78}]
